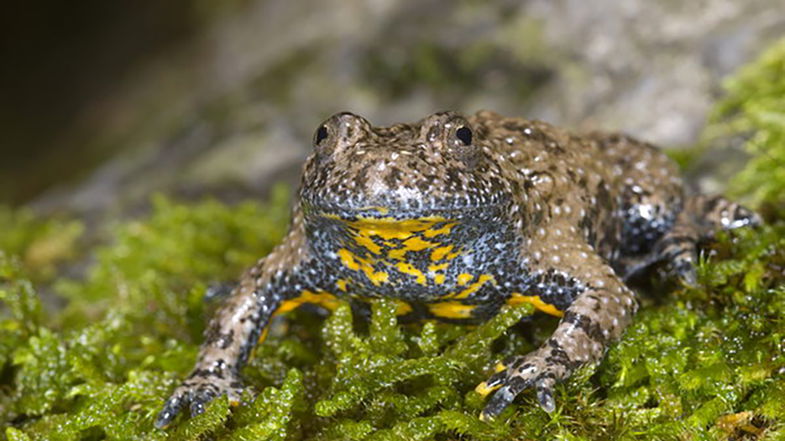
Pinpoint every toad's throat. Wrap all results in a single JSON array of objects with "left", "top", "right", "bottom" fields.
[{"left": 323, "top": 213, "right": 466, "bottom": 288}]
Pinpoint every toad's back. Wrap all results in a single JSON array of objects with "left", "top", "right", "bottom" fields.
[{"left": 471, "top": 111, "right": 684, "bottom": 272}]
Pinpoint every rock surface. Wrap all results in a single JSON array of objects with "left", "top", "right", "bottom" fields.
[{"left": 28, "top": 0, "right": 785, "bottom": 215}]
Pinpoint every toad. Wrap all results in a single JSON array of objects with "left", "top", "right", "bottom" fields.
[{"left": 155, "top": 111, "right": 758, "bottom": 427}]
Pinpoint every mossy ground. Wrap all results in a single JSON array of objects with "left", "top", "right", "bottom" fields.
[{"left": 3, "top": 40, "right": 785, "bottom": 441}]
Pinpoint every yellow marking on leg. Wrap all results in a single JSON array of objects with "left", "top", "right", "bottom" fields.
[
  {"left": 428, "top": 301, "right": 475, "bottom": 319},
  {"left": 276, "top": 290, "right": 340, "bottom": 316},
  {"left": 395, "top": 301, "right": 413, "bottom": 315},
  {"left": 475, "top": 381, "right": 501, "bottom": 397},
  {"left": 257, "top": 326, "right": 270, "bottom": 344},
  {"left": 434, "top": 274, "right": 446, "bottom": 285},
  {"left": 336, "top": 279, "right": 348, "bottom": 292},
  {"left": 479, "top": 411, "right": 496, "bottom": 422},
  {"left": 508, "top": 293, "right": 564, "bottom": 317},
  {"left": 494, "top": 362, "right": 506, "bottom": 373}
]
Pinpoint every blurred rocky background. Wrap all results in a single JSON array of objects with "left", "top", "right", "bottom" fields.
[{"left": 2, "top": 0, "right": 784, "bottom": 216}]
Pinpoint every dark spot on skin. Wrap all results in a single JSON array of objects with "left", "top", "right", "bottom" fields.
[
  {"left": 218, "top": 331, "right": 234, "bottom": 349},
  {"left": 427, "top": 124, "right": 441, "bottom": 141},
  {"left": 384, "top": 166, "right": 402, "bottom": 188},
  {"left": 530, "top": 210, "right": 543, "bottom": 227},
  {"left": 561, "top": 311, "right": 607, "bottom": 345},
  {"left": 596, "top": 181, "right": 612, "bottom": 211}
]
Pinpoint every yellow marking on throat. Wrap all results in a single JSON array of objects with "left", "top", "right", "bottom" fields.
[
  {"left": 328, "top": 214, "right": 463, "bottom": 285},
  {"left": 353, "top": 234, "right": 382, "bottom": 255},
  {"left": 446, "top": 274, "right": 495, "bottom": 299},
  {"left": 457, "top": 273, "right": 474, "bottom": 286},
  {"left": 395, "top": 261, "right": 427, "bottom": 285},
  {"left": 508, "top": 294, "right": 564, "bottom": 317},
  {"left": 402, "top": 236, "right": 435, "bottom": 251},
  {"left": 276, "top": 290, "right": 340, "bottom": 316},
  {"left": 337, "top": 248, "right": 389, "bottom": 285},
  {"left": 428, "top": 263, "right": 449, "bottom": 273},
  {"left": 430, "top": 245, "right": 454, "bottom": 261},
  {"left": 357, "top": 206, "right": 389, "bottom": 215},
  {"left": 428, "top": 302, "right": 476, "bottom": 319},
  {"left": 446, "top": 250, "right": 461, "bottom": 260},
  {"left": 423, "top": 222, "right": 457, "bottom": 238},
  {"left": 428, "top": 263, "right": 449, "bottom": 285},
  {"left": 387, "top": 236, "right": 441, "bottom": 261},
  {"left": 339, "top": 215, "right": 453, "bottom": 241},
  {"left": 338, "top": 248, "right": 360, "bottom": 271}
]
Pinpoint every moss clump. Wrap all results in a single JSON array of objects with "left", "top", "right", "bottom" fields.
[
  {"left": 709, "top": 37, "right": 785, "bottom": 219},
  {"left": 4, "top": 198, "right": 783, "bottom": 441},
  {"left": 0, "top": 208, "right": 83, "bottom": 283},
  {"left": 3, "top": 40, "right": 785, "bottom": 441}
]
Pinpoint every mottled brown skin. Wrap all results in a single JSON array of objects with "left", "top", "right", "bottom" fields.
[{"left": 155, "top": 111, "right": 759, "bottom": 428}]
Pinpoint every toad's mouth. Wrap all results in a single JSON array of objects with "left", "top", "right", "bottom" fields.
[
  {"left": 300, "top": 185, "right": 511, "bottom": 218},
  {"left": 320, "top": 210, "right": 459, "bottom": 242},
  {"left": 307, "top": 198, "right": 506, "bottom": 220}
]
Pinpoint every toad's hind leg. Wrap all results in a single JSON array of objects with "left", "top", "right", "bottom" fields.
[{"left": 654, "top": 195, "right": 760, "bottom": 284}]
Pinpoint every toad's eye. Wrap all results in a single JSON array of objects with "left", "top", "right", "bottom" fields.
[
  {"left": 314, "top": 125, "right": 329, "bottom": 146},
  {"left": 456, "top": 126, "right": 473, "bottom": 145}
]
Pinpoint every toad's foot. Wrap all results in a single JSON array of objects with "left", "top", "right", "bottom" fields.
[
  {"left": 476, "top": 347, "right": 564, "bottom": 420},
  {"left": 155, "top": 372, "right": 245, "bottom": 429}
]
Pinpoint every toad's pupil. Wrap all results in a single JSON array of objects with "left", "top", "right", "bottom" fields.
[{"left": 456, "top": 126, "right": 473, "bottom": 145}]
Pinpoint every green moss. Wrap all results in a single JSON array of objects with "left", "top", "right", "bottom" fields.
[
  {"left": 3, "top": 41, "right": 785, "bottom": 441},
  {"left": 0, "top": 208, "right": 83, "bottom": 283},
  {"left": 709, "top": 37, "right": 785, "bottom": 219}
]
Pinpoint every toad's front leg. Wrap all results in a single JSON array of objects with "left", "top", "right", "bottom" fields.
[
  {"left": 477, "top": 236, "right": 638, "bottom": 420},
  {"left": 155, "top": 214, "right": 317, "bottom": 428}
]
